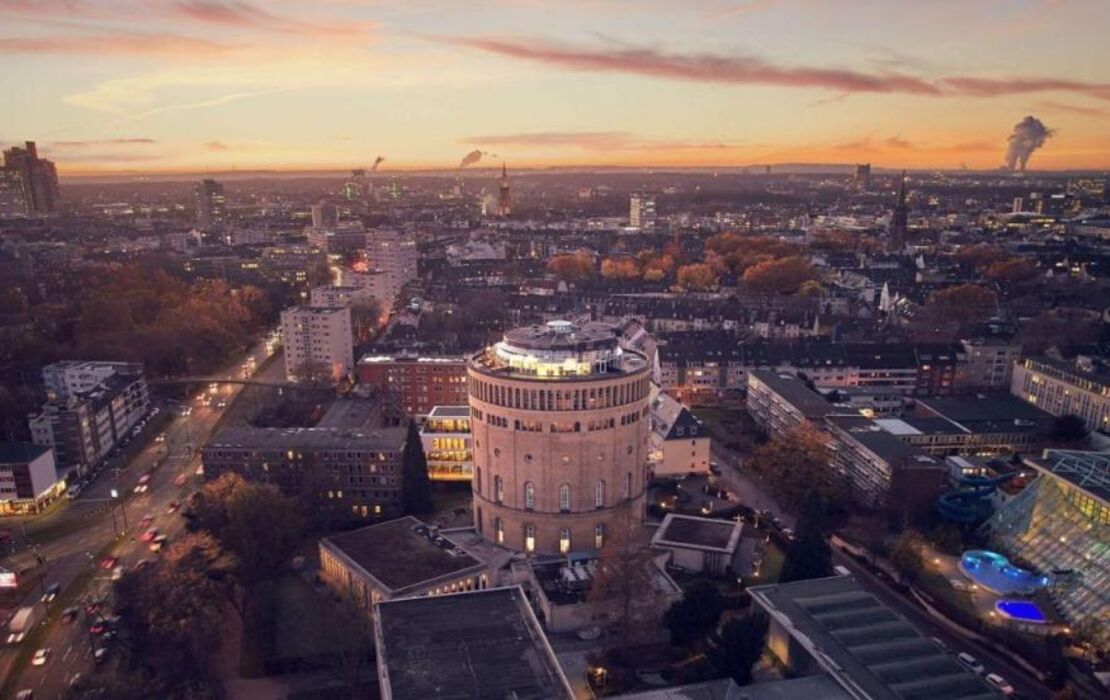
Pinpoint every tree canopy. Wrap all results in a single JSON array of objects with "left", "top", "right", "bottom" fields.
[
  {"left": 401, "top": 420, "right": 434, "bottom": 515},
  {"left": 780, "top": 490, "right": 833, "bottom": 583}
]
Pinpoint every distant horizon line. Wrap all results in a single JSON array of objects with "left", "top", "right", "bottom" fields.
[{"left": 58, "top": 162, "right": 1109, "bottom": 184}]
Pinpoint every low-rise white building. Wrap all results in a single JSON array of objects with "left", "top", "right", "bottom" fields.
[
  {"left": 0, "top": 442, "right": 62, "bottom": 515},
  {"left": 650, "top": 513, "right": 743, "bottom": 576},
  {"left": 649, "top": 391, "right": 710, "bottom": 478}
]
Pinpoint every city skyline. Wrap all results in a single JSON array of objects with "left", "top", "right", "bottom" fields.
[{"left": 3, "top": 0, "right": 1110, "bottom": 175}]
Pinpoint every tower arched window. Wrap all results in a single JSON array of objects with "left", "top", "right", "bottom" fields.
[
  {"left": 494, "top": 516, "right": 504, "bottom": 545},
  {"left": 524, "top": 524, "right": 535, "bottom": 553},
  {"left": 559, "top": 528, "right": 571, "bottom": 554},
  {"left": 559, "top": 483, "right": 571, "bottom": 513},
  {"left": 594, "top": 523, "right": 605, "bottom": 549},
  {"left": 524, "top": 482, "right": 535, "bottom": 510},
  {"left": 623, "top": 472, "right": 632, "bottom": 499},
  {"left": 595, "top": 480, "right": 606, "bottom": 509},
  {"left": 494, "top": 476, "right": 503, "bottom": 504}
]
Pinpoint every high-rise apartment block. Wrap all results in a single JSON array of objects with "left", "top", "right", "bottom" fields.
[
  {"left": 194, "top": 178, "right": 227, "bottom": 231},
  {"left": 280, "top": 306, "right": 354, "bottom": 383},
  {"left": 467, "top": 321, "right": 651, "bottom": 554},
  {"left": 629, "top": 193, "right": 656, "bottom": 230},
  {"left": 1, "top": 141, "right": 60, "bottom": 216},
  {"left": 364, "top": 229, "right": 417, "bottom": 307},
  {"left": 310, "top": 200, "right": 339, "bottom": 229}
]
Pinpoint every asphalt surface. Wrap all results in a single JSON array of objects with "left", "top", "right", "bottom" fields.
[{"left": 0, "top": 338, "right": 279, "bottom": 698}]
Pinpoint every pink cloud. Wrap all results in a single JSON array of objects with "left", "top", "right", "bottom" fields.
[
  {"left": 444, "top": 35, "right": 1110, "bottom": 102},
  {"left": 171, "top": 0, "right": 372, "bottom": 38},
  {"left": 0, "top": 31, "right": 231, "bottom": 56}
]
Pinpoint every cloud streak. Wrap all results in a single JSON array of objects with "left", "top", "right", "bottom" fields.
[
  {"left": 1034, "top": 100, "right": 1107, "bottom": 117},
  {"left": 171, "top": 1, "right": 372, "bottom": 38},
  {"left": 51, "top": 138, "right": 158, "bottom": 147},
  {"left": 443, "top": 36, "right": 1110, "bottom": 101}
]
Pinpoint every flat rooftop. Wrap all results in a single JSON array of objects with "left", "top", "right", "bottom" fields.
[
  {"left": 829, "top": 416, "right": 941, "bottom": 468},
  {"left": 374, "top": 586, "right": 573, "bottom": 700},
  {"left": 427, "top": 405, "right": 470, "bottom": 418},
  {"left": 322, "top": 516, "right": 484, "bottom": 595},
  {"left": 749, "top": 370, "right": 833, "bottom": 420},
  {"left": 751, "top": 576, "right": 998, "bottom": 700},
  {"left": 315, "top": 398, "right": 381, "bottom": 430},
  {"left": 206, "top": 425, "right": 405, "bottom": 452},
  {"left": 653, "top": 514, "right": 742, "bottom": 552}
]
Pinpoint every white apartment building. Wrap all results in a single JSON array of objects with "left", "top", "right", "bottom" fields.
[
  {"left": 630, "top": 193, "right": 656, "bottom": 230},
  {"left": 42, "top": 361, "right": 143, "bottom": 402},
  {"left": 280, "top": 305, "right": 354, "bottom": 383},
  {"left": 365, "top": 229, "right": 417, "bottom": 306}
]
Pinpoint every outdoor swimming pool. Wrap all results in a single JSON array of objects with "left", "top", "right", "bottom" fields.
[
  {"left": 996, "top": 599, "right": 1048, "bottom": 623},
  {"left": 959, "top": 550, "right": 1050, "bottom": 595}
]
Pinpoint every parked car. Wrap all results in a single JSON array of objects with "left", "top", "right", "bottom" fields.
[
  {"left": 140, "top": 528, "right": 159, "bottom": 543},
  {"left": 94, "top": 648, "right": 109, "bottom": 665},
  {"left": 150, "top": 535, "right": 168, "bottom": 553},
  {"left": 99, "top": 557, "right": 117, "bottom": 570},
  {"left": 985, "top": 674, "right": 1015, "bottom": 695},
  {"left": 929, "top": 637, "right": 950, "bottom": 654},
  {"left": 61, "top": 607, "right": 79, "bottom": 623},
  {"left": 956, "top": 652, "right": 985, "bottom": 675},
  {"left": 155, "top": 433, "right": 166, "bottom": 443}
]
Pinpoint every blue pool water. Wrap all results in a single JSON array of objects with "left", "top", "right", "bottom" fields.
[
  {"left": 958, "top": 550, "right": 1050, "bottom": 595},
  {"left": 996, "top": 599, "right": 1047, "bottom": 623}
]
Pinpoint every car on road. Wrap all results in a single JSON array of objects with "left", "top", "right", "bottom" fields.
[
  {"left": 111, "top": 565, "right": 124, "bottom": 581},
  {"left": 781, "top": 528, "right": 796, "bottom": 540},
  {"left": 174, "top": 474, "right": 188, "bottom": 486},
  {"left": 167, "top": 500, "right": 181, "bottom": 514},
  {"left": 140, "top": 528, "right": 159, "bottom": 543},
  {"left": 16, "top": 689, "right": 34, "bottom": 699},
  {"left": 85, "top": 601, "right": 102, "bottom": 616},
  {"left": 134, "top": 483, "right": 148, "bottom": 494},
  {"left": 950, "top": 578, "right": 968, "bottom": 591},
  {"left": 99, "top": 557, "right": 118, "bottom": 570},
  {"left": 41, "top": 582, "right": 61, "bottom": 603},
  {"left": 133, "top": 559, "right": 154, "bottom": 571},
  {"left": 31, "top": 648, "right": 50, "bottom": 666},
  {"left": 929, "top": 636, "right": 950, "bottom": 654},
  {"left": 61, "top": 607, "right": 79, "bottom": 623},
  {"left": 155, "top": 433, "right": 166, "bottom": 443},
  {"left": 216, "top": 399, "right": 227, "bottom": 408},
  {"left": 89, "top": 620, "right": 108, "bottom": 635},
  {"left": 709, "top": 461, "right": 722, "bottom": 475},
  {"left": 94, "top": 647, "right": 109, "bottom": 666},
  {"left": 150, "top": 534, "right": 169, "bottom": 552},
  {"left": 985, "top": 673, "right": 1015, "bottom": 695},
  {"left": 956, "top": 652, "right": 985, "bottom": 675}
]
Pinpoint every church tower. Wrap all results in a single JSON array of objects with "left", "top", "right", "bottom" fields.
[
  {"left": 497, "top": 162, "right": 512, "bottom": 217},
  {"left": 887, "top": 170, "right": 908, "bottom": 252}
]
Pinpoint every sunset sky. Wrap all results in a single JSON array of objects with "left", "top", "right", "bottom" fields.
[{"left": 3, "top": 0, "right": 1110, "bottom": 175}]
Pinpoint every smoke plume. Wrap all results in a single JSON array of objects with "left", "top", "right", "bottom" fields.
[
  {"left": 371, "top": 155, "right": 384, "bottom": 171},
  {"left": 1004, "top": 115, "right": 1052, "bottom": 171},
  {"left": 459, "top": 149, "right": 486, "bottom": 168}
]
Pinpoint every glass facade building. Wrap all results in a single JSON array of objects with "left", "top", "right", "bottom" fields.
[{"left": 981, "top": 450, "right": 1109, "bottom": 647}]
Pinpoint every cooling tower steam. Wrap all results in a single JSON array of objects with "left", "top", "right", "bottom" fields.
[
  {"left": 1004, "top": 116, "right": 1052, "bottom": 171},
  {"left": 459, "top": 149, "right": 485, "bottom": 168}
]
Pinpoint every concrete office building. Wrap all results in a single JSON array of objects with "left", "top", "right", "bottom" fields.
[
  {"left": 309, "top": 284, "right": 377, "bottom": 310},
  {"left": 0, "top": 443, "right": 62, "bottom": 515},
  {"left": 202, "top": 425, "right": 407, "bottom": 519},
  {"left": 420, "top": 406, "right": 473, "bottom": 482},
  {"left": 1011, "top": 355, "right": 1110, "bottom": 435},
  {"left": 319, "top": 516, "right": 492, "bottom": 610},
  {"left": 280, "top": 305, "right": 354, "bottom": 383},
  {"left": 310, "top": 201, "right": 339, "bottom": 229},
  {"left": 467, "top": 320, "right": 651, "bottom": 555}
]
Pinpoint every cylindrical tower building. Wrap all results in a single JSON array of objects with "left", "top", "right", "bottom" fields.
[{"left": 467, "top": 320, "right": 650, "bottom": 555}]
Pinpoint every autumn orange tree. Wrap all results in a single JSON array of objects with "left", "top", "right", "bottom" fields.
[
  {"left": 676, "top": 263, "right": 718, "bottom": 291},
  {"left": 600, "top": 256, "right": 642, "bottom": 280},
  {"left": 748, "top": 422, "right": 845, "bottom": 510},
  {"left": 985, "top": 258, "right": 1038, "bottom": 287},
  {"left": 913, "top": 283, "right": 998, "bottom": 340},
  {"left": 741, "top": 256, "right": 817, "bottom": 294},
  {"left": 547, "top": 252, "right": 595, "bottom": 282}
]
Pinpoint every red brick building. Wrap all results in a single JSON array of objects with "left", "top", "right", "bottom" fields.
[{"left": 357, "top": 356, "right": 467, "bottom": 417}]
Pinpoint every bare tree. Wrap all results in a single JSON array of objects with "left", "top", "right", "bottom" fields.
[{"left": 587, "top": 514, "right": 665, "bottom": 649}]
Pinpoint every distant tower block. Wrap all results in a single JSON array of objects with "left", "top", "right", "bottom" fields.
[
  {"left": 887, "top": 170, "right": 909, "bottom": 253},
  {"left": 854, "top": 163, "right": 872, "bottom": 190},
  {"left": 497, "top": 162, "right": 512, "bottom": 217}
]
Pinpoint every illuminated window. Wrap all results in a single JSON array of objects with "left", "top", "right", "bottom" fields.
[
  {"left": 495, "top": 517, "right": 504, "bottom": 545},
  {"left": 594, "top": 523, "right": 605, "bottom": 549},
  {"left": 595, "top": 480, "right": 606, "bottom": 508},
  {"left": 524, "top": 482, "right": 535, "bottom": 510},
  {"left": 524, "top": 524, "right": 535, "bottom": 553},
  {"left": 494, "top": 476, "right": 503, "bottom": 504},
  {"left": 559, "top": 483, "right": 570, "bottom": 512},
  {"left": 559, "top": 528, "right": 571, "bottom": 554}
]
